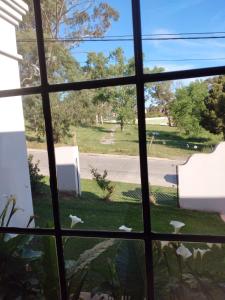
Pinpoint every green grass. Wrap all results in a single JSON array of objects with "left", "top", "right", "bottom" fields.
[
  {"left": 33, "top": 178, "right": 225, "bottom": 236},
  {"left": 32, "top": 178, "right": 225, "bottom": 293},
  {"left": 26, "top": 123, "right": 222, "bottom": 159}
]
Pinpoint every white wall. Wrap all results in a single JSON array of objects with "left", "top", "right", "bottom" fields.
[
  {"left": 178, "top": 142, "right": 225, "bottom": 213},
  {"left": 0, "top": 1, "right": 34, "bottom": 227}
]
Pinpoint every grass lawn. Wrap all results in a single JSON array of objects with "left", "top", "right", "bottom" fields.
[
  {"left": 32, "top": 178, "right": 225, "bottom": 294},
  {"left": 34, "top": 178, "right": 225, "bottom": 236},
  {"left": 26, "top": 123, "right": 222, "bottom": 159}
]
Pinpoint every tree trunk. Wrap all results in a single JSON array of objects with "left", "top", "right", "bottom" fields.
[
  {"left": 95, "top": 114, "right": 99, "bottom": 125},
  {"left": 223, "top": 128, "right": 225, "bottom": 141},
  {"left": 120, "top": 120, "right": 124, "bottom": 131},
  {"left": 164, "top": 107, "right": 172, "bottom": 126}
]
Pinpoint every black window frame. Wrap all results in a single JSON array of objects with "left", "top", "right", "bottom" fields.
[{"left": 1, "top": 1, "right": 225, "bottom": 299}]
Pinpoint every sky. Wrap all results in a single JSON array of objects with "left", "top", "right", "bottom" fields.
[{"left": 71, "top": 0, "right": 225, "bottom": 75}]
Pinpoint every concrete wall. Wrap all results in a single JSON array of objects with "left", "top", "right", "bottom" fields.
[
  {"left": 0, "top": 0, "right": 34, "bottom": 227},
  {"left": 178, "top": 142, "right": 225, "bottom": 213},
  {"left": 135, "top": 117, "right": 169, "bottom": 125},
  {"left": 55, "top": 147, "right": 81, "bottom": 196}
]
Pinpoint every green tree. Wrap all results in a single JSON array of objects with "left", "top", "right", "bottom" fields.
[
  {"left": 150, "top": 78, "right": 174, "bottom": 126},
  {"left": 170, "top": 80, "right": 208, "bottom": 135},
  {"left": 200, "top": 76, "right": 225, "bottom": 140},
  {"left": 18, "top": 0, "right": 119, "bottom": 141}
]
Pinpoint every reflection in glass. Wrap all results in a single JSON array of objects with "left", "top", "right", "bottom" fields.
[
  {"left": 0, "top": 234, "right": 60, "bottom": 299},
  {"left": 64, "top": 237, "right": 146, "bottom": 299},
  {"left": 154, "top": 240, "right": 225, "bottom": 300}
]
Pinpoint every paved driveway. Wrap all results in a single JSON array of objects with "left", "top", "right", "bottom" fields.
[{"left": 28, "top": 149, "right": 185, "bottom": 187}]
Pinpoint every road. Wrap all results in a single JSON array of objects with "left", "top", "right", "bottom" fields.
[{"left": 28, "top": 149, "right": 185, "bottom": 187}]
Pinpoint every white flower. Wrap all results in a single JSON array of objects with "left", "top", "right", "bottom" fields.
[
  {"left": 119, "top": 225, "right": 132, "bottom": 232},
  {"left": 186, "top": 144, "right": 189, "bottom": 148},
  {"left": 176, "top": 244, "right": 192, "bottom": 260},
  {"left": 170, "top": 220, "right": 185, "bottom": 234},
  {"left": 194, "top": 145, "right": 198, "bottom": 149},
  {"left": 193, "top": 248, "right": 210, "bottom": 259},
  {"left": 160, "top": 241, "right": 170, "bottom": 249},
  {"left": 69, "top": 215, "right": 84, "bottom": 227}
]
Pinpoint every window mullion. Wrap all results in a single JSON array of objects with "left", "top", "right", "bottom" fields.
[{"left": 32, "top": 1, "right": 67, "bottom": 299}]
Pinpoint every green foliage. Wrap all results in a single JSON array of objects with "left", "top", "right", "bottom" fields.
[
  {"left": 153, "top": 223, "right": 225, "bottom": 300},
  {"left": 90, "top": 167, "right": 115, "bottom": 201},
  {"left": 91, "top": 240, "right": 146, "bottom": 299},
  {"left": 201, "top": 76, "right": 225, "bottom": 140},
  {"left": 170, "top": 80, "right": 208, "bottom": 136},
  {"left": 18, "top": 0, "right": 120, "bottom": 141},
  {"left": 0, "top": 197, "right": 42, "bottom": 299},
  {"left": 66, "top": 239, "right": 115, "bottom": 299},
  {"left": 149, "top": 76, "right": 174, "bottom": 126},
  {"left": 28, "top": 154, "right": 44, "bottom": 193},
  {"left": 115, "top": 240, "right": 146, "bottom": 299},
  {"left": 41, "top": 236, "right": 60, "bottom": 299}
]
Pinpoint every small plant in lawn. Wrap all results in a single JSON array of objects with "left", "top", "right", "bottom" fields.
[
  {"left": 28, "top": 154, "right": 44, "bottom": 193},
  {"left": 90, "top": 167, "right": 115, "bottom": 201}
]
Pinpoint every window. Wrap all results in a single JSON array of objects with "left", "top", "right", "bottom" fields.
[{"left": 1, "top": 1, "right": 225, "bottom": 299}]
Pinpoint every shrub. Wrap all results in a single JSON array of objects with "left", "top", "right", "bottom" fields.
[
  {"left": 28, "top": 154, "right": 44, "bottom": 193},
  {"left": 90, "top": 167, "right": 115, "bottom": 201}
]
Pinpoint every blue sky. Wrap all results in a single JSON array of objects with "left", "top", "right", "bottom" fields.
[{"left": 72, "top": 0, "right": 225, "bottom": 73}]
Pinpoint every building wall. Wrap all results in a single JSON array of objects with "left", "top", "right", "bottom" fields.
[{"left": 0, "top": 1, "right": 34, "bottom": 227}]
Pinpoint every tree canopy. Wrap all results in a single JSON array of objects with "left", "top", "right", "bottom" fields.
[
  {"left": 170, "top": 80, "right": 208, "bottom": 136},
  {"left": 200, "top": 76, "right": 225, "bottom": 140}
]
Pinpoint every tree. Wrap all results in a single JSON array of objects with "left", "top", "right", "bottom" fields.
[
  {"left": 170, "top": 80, "right": 208, "bottom": 136},
  {"left": 200, "top": 76, "right": 225, "bottom": 140},
  {"left": 17, "top": 0, "right": 119, "bottom": 85},
  {"left": 149, "top": 78, "right": 174, "bottom": 126},
  {"left": 18, "top": 0, "right": 119, "bottom": 142}
]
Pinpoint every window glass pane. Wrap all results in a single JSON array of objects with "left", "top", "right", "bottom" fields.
[
  {"left": 64, "top": 237, "right": 146, "bottom": 299},
  {"left": 0, "top": 234, "right": 60, "bottom": 299},
  {"left": 50, "top": 86, "right": 144, "bottom": 231},
  {"left": 0, "top": 94, "right": 53, "bottom": 228},
  {"left": 141, "top": 0, "right": 225, "bottom": 73},
  {"left": 145, "top": 76, "right": 225, "bottom": 235},
  {"left": 40, "top": 0, "right": 134, "bottom": 84},
  {"left": 153, "top": 240, "right": 225, "bottom": 300}
]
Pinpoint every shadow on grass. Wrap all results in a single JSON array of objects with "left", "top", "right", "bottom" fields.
[
  {"left": 146, "top": 129, "right": 215, "bottom": 151},
  {"left": 33, "top": 182, "right": 143, "bottom": 230},
  {"left": 84, "top": 125, "right": 112, "bottom": 134},
  {"left": 122, "top": 187, "right": 178, "bottom": 208}
]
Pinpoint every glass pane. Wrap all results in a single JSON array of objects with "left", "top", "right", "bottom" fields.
[
  {"left": 145, "top": 76, "right": 225, "bottom": 235},
  {"left": 0, "top": 234, "right": 60, "bottom": 299},
  {"left": 153, "top": 240, "right": 225, "bottom": 300},
  {"left": 50, "top": 87, "right": 143, "bottom": 231},
  {"left": 40, "top": 0, "right": 134, "bottom": 84},
  {"left": 64, "top": 237, "right": 146, "bottom": 299},
  {"left": 0, "top": 94, "right": 53, "bottom": 228},
  {"left": 141, "top": 0, "right": 225, "bottom": 73}
]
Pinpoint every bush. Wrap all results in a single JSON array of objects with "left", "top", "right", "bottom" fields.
[
  {"left": 28, "top": 154, "right": 44, "bottom": 193},
  {"left": 90, "top": 167, "right": 115, "bottom": 201}
]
